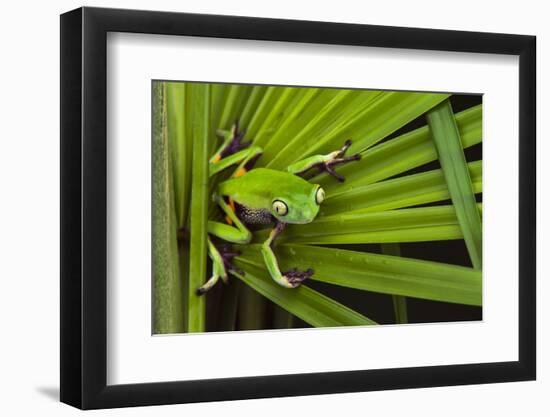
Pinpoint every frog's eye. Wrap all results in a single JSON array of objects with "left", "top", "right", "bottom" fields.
[
  {"left": 272, "top": 200, "right": 288, "bottom": 216},
  {"left": 315, "top": 187, "right": 325, "bottom": 205}
]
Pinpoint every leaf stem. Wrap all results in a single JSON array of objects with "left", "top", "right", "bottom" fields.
[{"left": 381, "top": 244, "right": 408, "bottom": 324}]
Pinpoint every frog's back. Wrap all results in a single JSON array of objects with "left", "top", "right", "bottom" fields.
[{"left": 218, "top": 168, "right": 314, "bottom": 209}]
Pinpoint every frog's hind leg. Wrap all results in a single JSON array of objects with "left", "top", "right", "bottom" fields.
[
  {"left": 201, "top": 122, "right": 262, "bottom": 295},
  {"left": 209, "top": 122, "right": 263, "bottom": 222},
  {"left": 197, "top": 196, "right": 252, "bottom": 295},
  {"left": 287, "top": 139, "right": 361, "bottom": 182}
]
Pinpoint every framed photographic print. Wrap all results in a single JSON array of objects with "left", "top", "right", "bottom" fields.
[{"left": 60, "top": 6, "right": 536, "bottom": 409}]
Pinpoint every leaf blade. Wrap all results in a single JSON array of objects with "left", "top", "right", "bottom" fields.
[
  {"left": 319, "top": 104, "right": 482, "bottom": 194},
  {"left": 166, "top": 82, "right": 191, "bottom": 228},
  {"left": 231, "top": 263, "right": 377, "bottom": 327},
  {"left": 187, "top": 83, "right": 211, "bottom": 332},
  {"left": 274, "top": 204, "right": 483, "bottom": 245},
  {"left": 381, "top": 244, "right": 408, "bottom": 324},
  {"left": 152, "top": 82, "right": 184, "bottom": 334},
  {"left": 218, "top": 84, "right": 254, "bottom": 130},
  {"left": 237, "top": 244, "right": 482, "bottom": 306},
  {"left": 239, "top": 85, "right": 269, "bottom": 128},
  {"left": 427, "top": 100, "right": 483, "bottom": 269},
  {"left": 320, "top": 160, "right": 481, "bottom": 217},
  {"left": 267, "top": 91, "right": 449, "bottom": 170}
]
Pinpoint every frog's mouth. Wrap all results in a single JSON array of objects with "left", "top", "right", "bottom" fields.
[
  {"left": 282, "top": 205, "right": 320, "bottom": 225},
  {"left": 285, "top": 218, "right": 314, "bottom": 225}
]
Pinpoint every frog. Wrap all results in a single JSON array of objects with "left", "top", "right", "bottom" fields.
[{"left": 197, "top": 122, "right": 360, "bottom": 295}]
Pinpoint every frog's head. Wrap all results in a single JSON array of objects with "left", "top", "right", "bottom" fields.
[{"left": 270, "top": 182, "right": 325, "bottom": 224}]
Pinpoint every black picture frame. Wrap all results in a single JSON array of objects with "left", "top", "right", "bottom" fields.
[{"left": 60, "top": 6, "right": 536, "bottom": 410}]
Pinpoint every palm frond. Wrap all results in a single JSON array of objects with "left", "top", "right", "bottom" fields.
[
  {"left": 187, "top": 83, "right": 211, "bottom": 332},
  {"left": 153, "top": 81, "right": 483, "bottom": 333},
  {"left": 152, "top": 83, "right": 184, "bottom": 334},
  {"left": 237, "top": 244, "right": 481, "bottom": 306},
  {"left": 427, "top": 100, "right": 482, "bottom": 269},
  {"left": 231, "top": 263, "right": 377, "bottom": 327}
]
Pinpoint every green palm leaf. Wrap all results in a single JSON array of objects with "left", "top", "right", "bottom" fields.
[
  {"left": 239, "top": 86, "right": 269, "bottom": 127},
  {"left": 152, "top": 83, "right": 184, "bottom": 334},
  {"left": 231, "top": 263, "right": 376, "bottom": 327},
  {"left": 260, "top": 88, "right": 341, "bottom": 162},
  {"left": 187, "top": 83, "right": 211, "bottom": 332},
  {"left": 153, "top": 81, "right": 483, "bottom": 333},
  {"left": 266, "top": 91, "right": 449, "bottom": 170},
  {"left": 218, "top": 84, "right": 254, "bottom": 129},
  {"left": 320, "top": 161, "right": 481, "bottom": 217},
  {"left": 318, "top": 104, "right": 482, "bottom": 193},
  {"left": 236, "top": 244, "right": 481, "bottom": 306},
  {"left": 381, "top": 244, "right": 408, "bottom": 324},
  {"left": 272, "top": 204, "right": 483, "bottom": 244},
  {"left": 427, "top": 100, "right": 482, "bottom": 269}
]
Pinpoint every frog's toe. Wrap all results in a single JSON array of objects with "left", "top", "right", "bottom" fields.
[
  {"left": 196, "top": 274, "right": 220, "bottom": 295},
  {"left": 336, "top": 139, "right": 353, "bottom": 157},
  {"left": 218, "top": 244, "right": 240, "bottom": 271},
  {"left": 198, "top": 241, "right": 241, "bottom": 295},
  {"left": 221, "top": 121, "right": 250, "bottom": 157},
  {"left": 321, "top": 140, "right": 361, "bottom": 182},
  {"left": 332, "top": 140, "right": 361, "bottom": 163},
  {"left": 283, "top": 267, "right": 314, "bottom": 288}
]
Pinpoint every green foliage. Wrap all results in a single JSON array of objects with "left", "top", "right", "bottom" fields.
[
  {"left": 236, "top": 244, "right": 481, "bottom": 306},
  {"left": 152, "top": 83, "right": 184, "bottom": 334},
  {"left": 231, "top": 264, "right": 376, "bottom": 327},
  {"left": 427, "top": 100, "right": 483, "bottom": 269},
  {"left": 381, "top": 244, "right": 408, "bottom": 324},
  {"left": 153, "top": 82, "right": 482, "bottom": 332},
  {"left": 187, "top": 83, "right": 211, "bottom": 332},
  {"left": 275, "top": 204, "right": 483, "bottom": 244}
]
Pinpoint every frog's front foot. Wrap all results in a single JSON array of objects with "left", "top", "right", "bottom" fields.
[
  {"left": 321, "top": 139, "right": 361, "bottom": 182},
  {"left": 215, "top": 120, "right": 250, "bottom": 159},
  {"left": 282, "top": 267, "right": 314, "bottom": 288},
  {"left": 197, "top": 240, "right": 240, "bottom": 295},
  {"left": 218, "top": 244, "right": 242, "bottom": 274}
]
